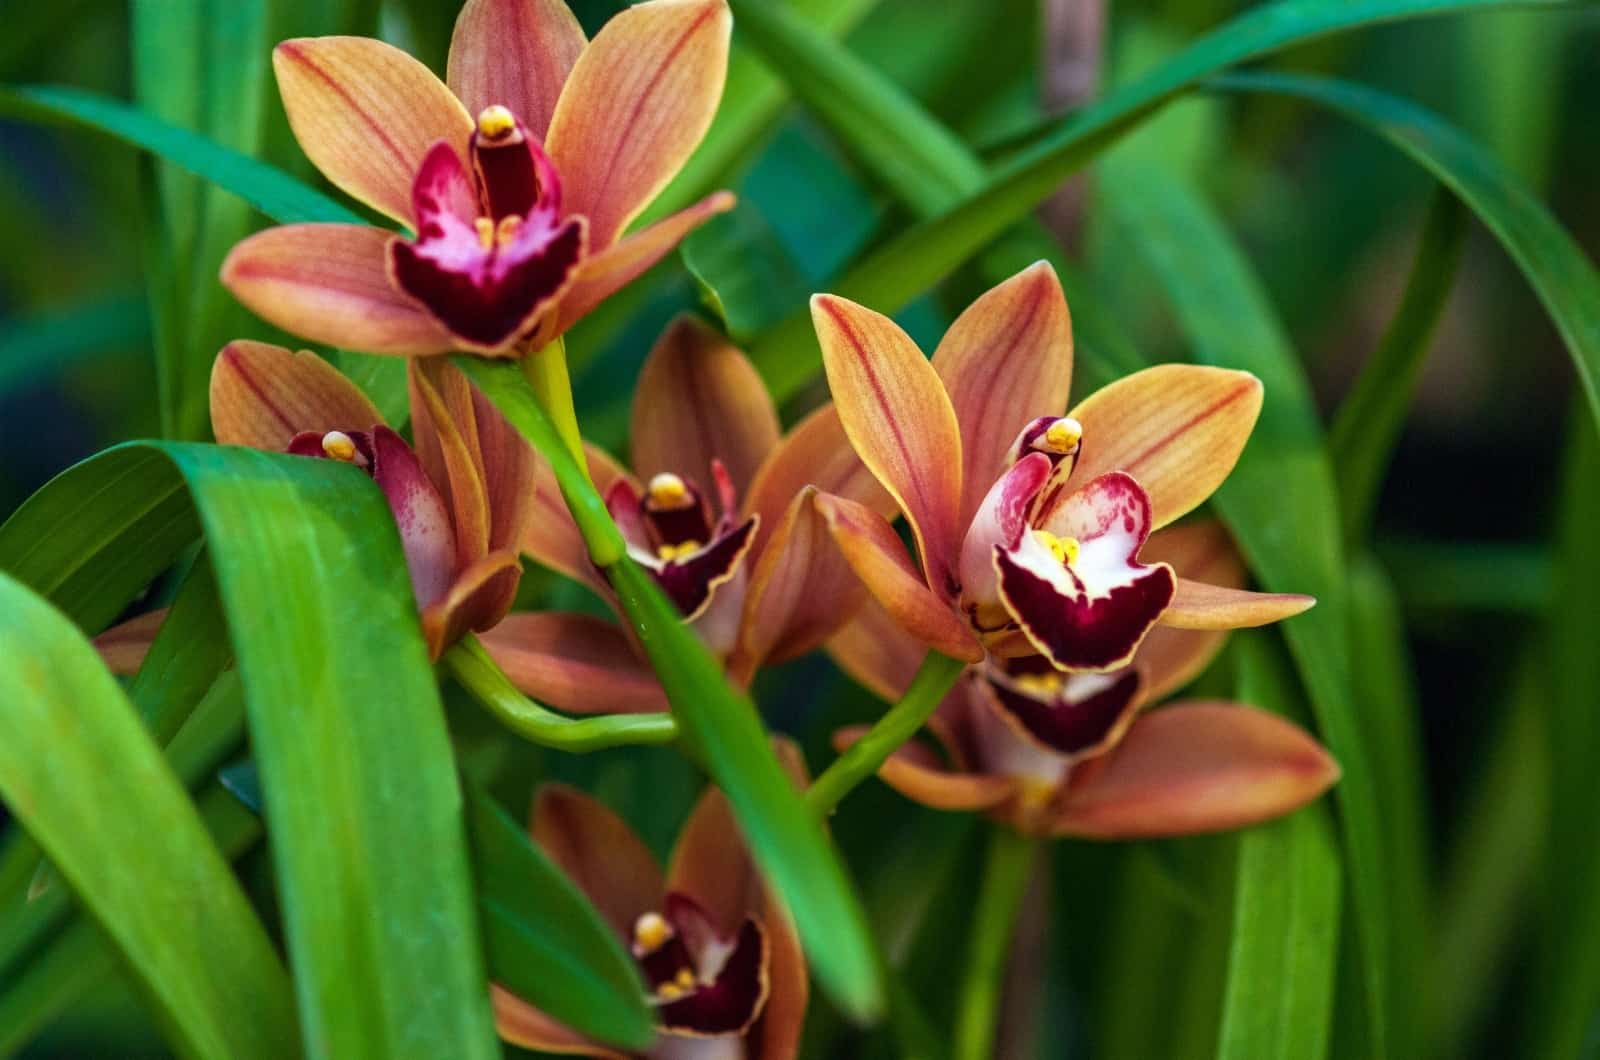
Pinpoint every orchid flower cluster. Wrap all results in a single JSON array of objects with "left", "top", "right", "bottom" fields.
[{"left": 118, "top": 0, "right": 1342, "bottom": 1054}]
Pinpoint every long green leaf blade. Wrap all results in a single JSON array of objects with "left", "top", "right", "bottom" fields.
[{"left": 0, "top": 572, "right": 298, "bottom": 1059}]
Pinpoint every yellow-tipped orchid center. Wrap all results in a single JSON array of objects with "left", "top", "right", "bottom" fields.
[
  {"left": 646, "top": 472, "right": 693, "bottom": 509},
  {"left": 473, "top": 217, "right": 496, "bottom": 251},
  {"left": 494, "top": 214, "right": 522, "bottom": 247},
  {"left": 321, "top": 431, "right": 358, "bottom": 462},
  {"left": 1013, "top": 671, "right": 1065, "bottom": 699},
  {"left": 1042, "top": 416, "right": 1083, "bottom": 454},
  {"left": 632, "top": 911, "right": 673, "bottom": 955},
  {"left": 476, "top": 104, "right": 516, "bottom": 141},
  {"left": 1033, "top": 528, "right": 1080, "bottom": 566},
  {"left": 657, "top": 540, "right": 703, "bottom": 562}
]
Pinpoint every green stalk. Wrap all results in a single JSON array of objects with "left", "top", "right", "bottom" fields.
[
  {"left": 805, "top": 651, "right": 967, "bottom": 816},
  {"left": 444, "top": 636, "right": 680, "bottom": 752},
  {"left": 952, "top": 828, "right": 1038, "bottom": 1060},
  {"left": 523, "top": 337, "right": 589, "bottom": 476}
]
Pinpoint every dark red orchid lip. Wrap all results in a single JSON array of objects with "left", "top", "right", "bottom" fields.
[
  {"left": 632, "top": 891, "right": 770, "bottom": 1038},
  {"left": 983, "top": 663, "right": 1142, "bottom": 758},
  {"left": 651, "top": 517, "right": 759, "bottom": 620}
]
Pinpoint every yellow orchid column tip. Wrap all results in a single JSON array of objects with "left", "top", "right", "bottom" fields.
[
  {"left": 633, "top": 910, "right": 674, "bottom": 955},
  {"left": 646, "top": 472, "right": 693, "bottom": 509},
  {"left": 1043, "top": 416, "right": 1083, "bottom": 454},
  {"left": 476, "top": 104, "right": 517, "bottom": 141},
  {"left": 320, "top": 430, "right": 359, "bottom": 462}
]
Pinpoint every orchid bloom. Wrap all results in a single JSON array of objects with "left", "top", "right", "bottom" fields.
[
  {"left": 479, "top": 316, "right": 890, "bottom": 712},
  {"left": 209, "top": 340, "right": 535, "bottom": 656},
  {"left": 832, "top": 520, "right": 1340, "bottom": 837},
  {"left": 222, "top": 0, "right": 734, "bottom": 357},
  {"left": 810, "top": 261, "right": 1316, "bottom": 674},
  {"left": 494, "top": 776, "right": 807, "bottom": 1058}
]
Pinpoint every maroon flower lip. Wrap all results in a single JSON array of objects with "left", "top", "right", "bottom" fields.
[
  {"left": 983, "top": 658, "right": 1143, "bottom": 758},
  {"left": 387, "top": 108, "right": 587, "bottom": 352},
  {"left": 607, "top": 469, "right": 760, "bottom": 622},
  {"left": 632, "top": 892, "right": 769, "bottom": 1038}
]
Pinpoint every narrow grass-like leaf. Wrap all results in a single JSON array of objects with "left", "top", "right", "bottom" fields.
[
  {"left": 1097, "top": 161, "right": 1389, "bottom": 1055},
  {"left": 465, "top": 782, "right": 655, "bottom": 1050},
  {"left": 456, "top": 357, "right": 884, "bottom": 1021},
  {"left": 0, "top": 572, "right": 297, "bottom": 1059},
  {"left": 1212, "top": 72, "right": 1600, "bottom": 440},
  {"left": 1221, "top": 634, "right": 1343, "bottom": 1060},
  {"left": 0, "top": 85, "right": 363, "bottom": 226}
]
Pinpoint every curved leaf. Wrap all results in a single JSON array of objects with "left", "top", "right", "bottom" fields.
[{"left": 0, "top": 572, "right": 297, "bottom": 1059}]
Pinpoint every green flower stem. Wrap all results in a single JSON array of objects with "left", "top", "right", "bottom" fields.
[
  {"left": 522, "top": 337, "right": 588, "bottom": 475},
  {"left": 953, "top": 827, "right": 1038, "bottom": 1060},
  {"left": 444, "top": 636, "right": 679, "bottom": 752},
  {"left": 805, "top": 651, "right": 967, "bottom": 816},
  {"left": 454, "top": 356, "right": 625, "bottom": 565}
]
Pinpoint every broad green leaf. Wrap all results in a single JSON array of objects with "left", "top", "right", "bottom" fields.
[
  {"left": 1221, "top": 634, "right": 1343, "bottom": 1060},
  {"left": 0, "top": 85, "right": 363, "bottom": 226},
  {"left": 465, "top": 782, "right": 655, "bottom": 1050},
  {"left": 746, "top": 0, "right": 1583, "bottom": 392},
  {"left": 1214, "top": 71, "right": 1600, "bottom": 441},
  {"left": 456, "top": 357, "right": 885, "bottom": 1022},
  {"left": 0, "top": 572, "right": 297, "bottom": 1059},
  {"left": 0, "top": 443, "right": 500, "bottom": 1059},
  {"left": 682, "top": 202, "right": 815, "bottom": 341},
  {"left": 1096, "top": 160, "right": 1389, "bottom": 1055}
]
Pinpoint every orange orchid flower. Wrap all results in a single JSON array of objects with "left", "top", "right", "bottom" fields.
[
  {"left": 479, "top": 316, "right": 890, "bottom": 712},
  {"left": 222, "top": 0, "right": 734, "bottom": 357},
  {"left": 810, "top": 260, "right": 1316, "bottom": 673},
  {"left": 831, "top": 520, "right": 1340, "bottom": 837},
  {"left": 208, "top": 340, "right": 535, "bottom": 657},
  {"left": 494, "top": 774, "right": 807, "bottom": 1058}
]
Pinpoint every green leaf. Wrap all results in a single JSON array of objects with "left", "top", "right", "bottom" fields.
[
  {"left": 0, "top": 572, "right": 297, "bottom": 1059},
  {"left": 1213, "top": 71, "right": 1600, "bottom": 441},
  {"left": 1095, "top": 160, "right": 1390, "bottom": 1056},
  {"left": 0, "top": 291, "right": 149, "bottom": 396},
  {"left": 455, "top": 357, "right": 885, "bottom": 1022},
  {"left": 747, "top": 0, "right": 1584, "bottom": 392},
  {"left": 0, "top": 443, "right": 500, "bottom": 1059},
  {"left": 1221, "top": 634, "right": 1343, "bottom": 1060},
  {"left": 465, "top": 781, "right": 656, "bottom": 1050},
  {"left": 0, "top": 85, "right": 363, "bottom": 226}
]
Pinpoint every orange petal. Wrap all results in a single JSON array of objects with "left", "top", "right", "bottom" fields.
[
  {"left": 1140, "top": 518, "right": 1244, "bottom": 584},
  {"left": 479, "top": 611, "right": 667, "bottom": 715},
  {"left": 812, "top": 295, "right": 964, "bottom": 595},
  {"left": 1064, "top": 365, "right": 1263, "bottom": 530},
  {"left": 826, "top": 597, "right": 928, "bottom": 702},
  {"left": 667, "top": 785, "right": 759, "bottom": 933},
  {"left": 1132, "top": 624, "right": 1227, "bottom": 704},
  {"left": 753, "top": 893, "right": 808, "bottom": 1060},
  {"left": 491, "top": 985, "right": 617, "bottom": 1057},
  {"left": 1053, "top": 703, "right": 1340, "bottom": 839},
  {"left": 631, "top": 316, "right": 779, "bottom": 498},
  {"left": 420, "top": 549, "right": 523, "bottom": 657},
  {"left": 410, "top": 358, "right": 492, "bottom": 566},
  {"left": 733, "top": 487, "right": 866, "bottom": 683},
  {"left": 931, "top": 262, "right": 1073, "bottom": 527},
  {"left": 833, "top": 726, "right": 1017, "bottom": 811},
  {"left": 532, "top": 783, "right": 664, "bottom": 938},
  {"left": 545, "top": 0, "right": 731, "bottom": 250},
  {"left": 743, "top": 403, "right": 891, "bottom": 554},
  {"left": 210, "top": 340, "right": 384, "bottom": 450},
  {"left": 552, "top": 192, "right": 734, "bottom": 335},
  {"left": 447, "top": 0, "right": 586, "bottom": 140},
  {"left": 1163, "top": 578, "right": 1315, "bottom": 630},
  {"left": 273, "top": 37, "right": 474, "bottom": 226},
  {"left": 93, "top": 609, "right": 166, "bottom": 675},
  {"left": 222, "top": 225, "right": 454, "bottom": 355},
  {"left": 813, "top": 492, "right": 981, "bottom": 663}
]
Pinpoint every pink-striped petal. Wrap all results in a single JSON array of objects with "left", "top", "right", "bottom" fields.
[
  {"left": 210, "top": 340, "right": 383, "bottom": 450},
  {"left": 420, "top": 548, "right": 523, "bottom": 657},
  {"left": 743, "top": 403, "right": 891, "bottom": 553},
  {"left": 447, "top": 0, "right": 586, "bottom": 140},
  {"left": 479, "top": 611, "right": 667, "bottom": 715},
  {"left": 826, "top": 597, "right": 929, "bottom": 702},
  {"left": 1163, "top": 578, "right": 1315, "bottom": 630},
  {"left": 833, "top": 724, "right": 1018, "bottom": 811}
]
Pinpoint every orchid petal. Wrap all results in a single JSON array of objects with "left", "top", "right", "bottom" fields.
[
  {"left": 833, "top": 725, "right": 1018, "bottom": 811},
  {"left": 666, "top": 786, "right": 760, "bottom": 935},
  {"left": 545, "top": 0, "right": 731, "bottom": 250},
  {"left": 1053, "top": 703, "right": 1340, "bottom": 838},
  {"left": 93, "top": 609, "right": 166, "bottom": 676},
  {"left": 551, "top": 192, "right": 734, "bottom": 336},
  {"left": 652, "top": 517, "right": 758, "bottom": 621},
  {"left": 420, "top": 548, "right": 523, "bottom": 657},
  {"left": 273, "top": 37, "right": 473, "bottom": 225},
  {"left": 447, "top": 0, "right": 586, "bottom": 140},
  {"left": 409, "top": 357, "right": 492, "bottom": 566},
  {"left": 222, "top": 224, "right": 454, "bottom": 355},
  {"left": 957, "top": 451, "right": 1051, "bottom": 627},
  {"left": 826, "top": 597, "right": 929, "bottom": 702},
  {"left": 1163, "top": 578, "right": 1316, "bottom": 630},
  {"left": 812, "top": 294, "right": 964, "bottom": 596},
  {"left": 491, "top": 986, "right": 613, "bottom": 1057},
  {"left": 976, "top": 664, "right": 1142, "bottom": 761},
  {"left": 656, "top": 911, "right": 769, "bottom": 1038},
  {"left": 932, "top": 262, "right": 1074, "bottom": 526},
  {"left": 367, "top": 425, "right": 460, "bottom": 611},
  {"left": 814, "top": 492, "right": 983, "bottom": 664},
  {"left": 479, "top": 611, "right": 667, "bottom": 715},
  {"left": 532, "top": 784, "right": 664, "bottom": 938},
  {"left": 743, "top": 403, "right": 890, "bottom": 553},
  {"left": 1059, "top": 364, "right": 1263, "bottom": 530},
  {"left": 210, "top": 340, "right": 383, "bottom": 450},
  {"left": 999, "top": 472, "right": 1175, "bottom": 672},
  {"left": 631, "top": 316, "right": 780, "bottom": 498},
  {"left": 1132, "top": 625, "right": 1227, "bottom": 704},
  {"left": 733, "top": 487, "right": 866, "bottom": 683}
]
